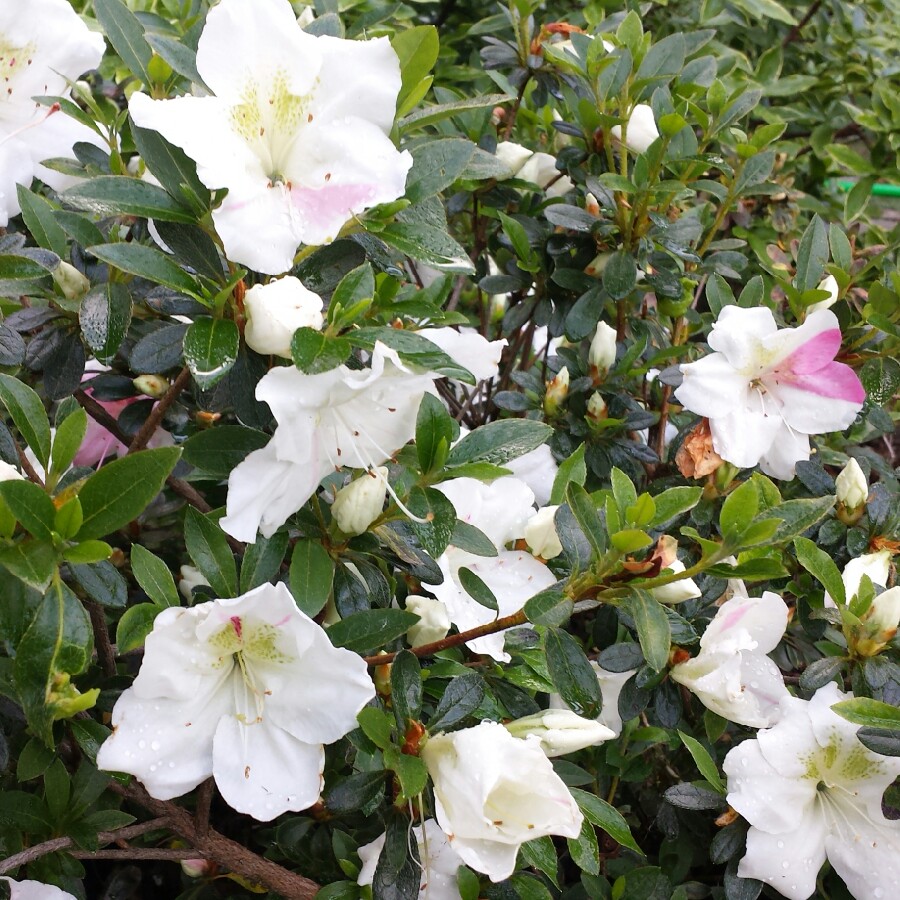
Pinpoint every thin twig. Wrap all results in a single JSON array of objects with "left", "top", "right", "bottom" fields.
[
  {"left": 85, "top": 600, "right": 117, "bottom": 677},
  {"left": 128, "top": 367, "right": 191, "bottom": 454},
  {"left": 68, "top": 848, "right": 207, "bottom": 861},
  {"left": 0, "top": 818, "right": 170, "bottom": 874},
  {"left": 194, "top": 777, "right": 214, "bottom": 838},
  {"left": 15, "top": 438, "right": 44, "bottom": 486},
  {"left": 782, "top": 0, "right": 823, "bottom": 47}
]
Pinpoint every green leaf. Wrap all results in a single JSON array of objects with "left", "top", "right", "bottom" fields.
[
  {"left": 625, "top": 589, "right": 671, "bottom": 672},
  {"left": 678, "top": 731, "right": 725, "bottom": 793},
  {"left": 610, "top": 467, "right": 638, "bottom": 517},
  {"left": 69, "top": 560, "right": 126, "bottom": 608},
  {"left": 289, "top": 538, "right": 334, "bottom": 618},
  {"left": 76, "top": 447, "right": 182, "bottom": 540},
  {"left": 390, "top": 649, "right": 422, "bottom": 731},
  {"left": 831, "top": 698, "right": 900, "bottom": 731},
  {"left": 457, "top": 566, "right": 498, "bottom": 611},
  {"left": 79, "top": 283, "right": 132, "bottom": 365},
  {"left": 240, "top": 532, "right": 288, "bottom": 593},
  {"left": 16, "top": 187, "right": 67, "bottom": 258},
  {"left": 794, "top": 215, "right": 829, "bottom": 292},
  {"left": 130, "top": 125, "right": 210, "bottom": 215},
  {"left": 719, "top": 479, "right": 759, "bottom": 539},
  {"left": 416, "top": 392, "right": 454, "bottom": 474},
  {"left": 94, "top": 0, "right": 153, "bottom": 85},
  {"left": 524, "top": 587, "right": 574, "bottom": 627},
  {"left": 407, "top": 485, "right": 456, "bottom": 558},
  {"left": 769, "top": 496, "right": 835, "bottom": 543},
  {"left": 61, "top": 177, "right": 194, "bottom": 223},
  {"left": 327, "top": 263, "right": 375, "bottom": 326},
  {"left": 184, "top": 507, "right": 237, "bottom": 598},
  {"left": 350, "top": 327, "right": 473, "bottom": 383},
  {"left": 603, "top": 251, "right": 638, "bottom": 300},
  {"left": 447, "top": 420, "right": 551, "bottom": 468},
  {"left": 550, "top": 442, "right": 586, "bottom": 505},
  {"left": 406, "top": 138, "right": 476, "bottom": 204},
  {"left": 392, "top": 25, "right": 439, "bottom": 112},
  {"left": 399, "top": 93, "right": 512, "bottom": 131},
  {"left": 387, "top": 751, "right": 428, "bottom": 802},
  {"left": 0, "top": 541, "right": 57, "bottom": 589},
  {"left": 569, "top": 788, "right": 643, "bottom": 854},
  {"left": 14, "top": 581, "right": 97, "bottom": 746},
  {"left": 730, "top": 0, "right": 797, "bottom": 26},
  {"left": 152, "top": 222, "right": 223, "bottom": 284},
  {"left": 428, "top": 673, "right": 486, "bottom": 731},
  {"left": 566, "top": 483, "right": 606, "bottom": 558},
  {"left": 116, "top": 602, "right": 160, "bottom": 653},
  {"left": 651, "top": 486, "right": 703, "bottom": 526},
  {"left": 449, "top": 520, "right": 497, "bottom": 557},
  {"left": 50, "top": 408, "right": 88, "bottom": 480},
  {"left": 794, "top": 536, "right": 845, "bottom": 605},
  {"left": 568, "top": 815, "right": 600, "bottom": 876},
  {"left": 131, "top": 544, "right": 180, "bottom": 608},
  {"left": 380, "top": 222, "right": 474, "bottom": 274},
  {"left": 0, "top": 481, "right": 56, "bottom": 542},
  {"left": 859, "top": 357, "right": 900, "bottom": 407},
  {"left": 544, "top": 628, "right": 602, "bottom": 719},
  {"left": 183, "top": 317, "right": 239, "bottom": 389},
  {"left": 88, "top": 243, "right": 201, "bottom": 296},
  {"left": 144, "top": 33, "right": 206, "bottom": 89},
  {"left": 324, "top": 770, "right": 387, "bottom": 815},
  {"left": 182, "top": 425, "right": 269, "bottom": 477},
  {"left": 0, "top": 374, "right": 51, "bottom": 468},
  {"left": 291, "top": 328, "right": 351, "bottom": 374},
  {"left": 327, "top": 608, "right": 419, "bottom": 653},
  {"left": 358, "top": 706, "right": 394, "bottom": 749}
]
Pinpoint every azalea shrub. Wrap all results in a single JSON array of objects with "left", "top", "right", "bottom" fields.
[{"left": 1, "top": 1, "right": 899, "bottom": 899}]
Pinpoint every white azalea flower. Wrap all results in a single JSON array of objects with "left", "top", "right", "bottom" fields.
[
  {"left": 674, "top": 307, "right": 865, "bottom": 479},
  {"left": 97, "top": 582, "right": 374, "bottom": 821},
  {"left": 651, "top": 559, "right": 702, "bottom": 603},
  {"left": 550, "top": 661, "right": 637, "bottom": 737},
  {"left": 421, "top": 721, "right": 583, "bottom": 882},
  {"left": 357, "top": 819, "right": 463, "bottom": 900},
  {"left": 505, "top": 443, "right": 559, "bottom": 507},
  {"left": 243, "top": 276, "right": 324, "bottom": 358},
  {"left": 724, "top": 683, "right": 900, "bottom": 900},
  {"left": 0, "top": 0, "right": 105, "bottom": 225},
  {"left": 128, "top": 0, "right": 412, "bottom": 274},
  {"left": 423, "top": 477, "right": 555, "bottom": 662},
  {"left": 505, "top": 709, "right": 614, "bottom": 756},
  {"left": 517, "top": 151, "right": 574, "bottom": 199},
  {"left": 0, "top": 878, "right": 76, "bottom": 900},
  {"left": 610, "top": 104, "right": 660, "bottom": 154},
  {"left": 220, "top": 342, "right": 436, "bottom": 542},
  {"left": 0, "top": 460, "right": 24, "bottom": 482},
  {"left": 494, "top": 140, "right": 533, "bottom": 175},
  {"left": 589, "top": 321, "right": 617, "bottom": 372},
  {"left": 415, "top": 327, "right": 506, "bottom": 382},
  {"left": 331, "top": 467, "right": 387, "bottom": 535},
  {"left": 670, "top": 591, "right": 790, "bottom": 727},
  {"left": 825, "top": 550, "right": 892, "bottom": 609}
]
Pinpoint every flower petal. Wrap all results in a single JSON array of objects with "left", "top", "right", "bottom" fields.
[
  {"left": 417, "top": 327, "right": 507, "bottom": 382},
  {"left": 708, "top": 406, "right": 782, "bottom": 470},
  {"left": 824, "top": 805, "right": 900, "bottom": 900},
  {"left": 435, "top": 476, "right": 536, "bottom": 548},
  {"left": 737, "top": 818, "right": 827, "bottom": 900},
  {"left": 504, "top": 444, "right": 558, "bottom": 507},
  {"left": 757, "top": 426, "right": 810, "bottom": 480},
  {"left": 706, "top": 306, "right": 778, "bottom": 369},
  {"left": 675, "top": 353, "right": 751, "bottom": 419},
  {"left": 212, "top": 715, "right": 324, "bottom": 821},
  {"left": 701, "top": 591, "right": 789, "bottom": 655}
]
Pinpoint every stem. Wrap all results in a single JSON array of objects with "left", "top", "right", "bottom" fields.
[
  {"left": 127, "top": 367, "right": 191, "bottom": 454},
  {"left": 363, "top": 610, "right": 528, "bottom": 666},
  {"left": 0, "top": 818, "right": 171, "bottom": 874},
  {"left": 502, "top": 74, "right": 531, "bottom": 140},
  {"left": 783, "top": 0, "right": 823, "bottom": 47},
  {"left": 86, "top": 599, "right": 117, "bottom": 678},
  {"left": 68, "top": 848, "right": 205, "bottom": 861}
]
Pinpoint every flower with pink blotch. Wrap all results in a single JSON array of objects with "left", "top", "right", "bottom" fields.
[
  {"left": 128, "top": 0, "right": 411, "bottom": 275},
  {"left": 675, "top": 307, "right": 865, "bottom": 479}
]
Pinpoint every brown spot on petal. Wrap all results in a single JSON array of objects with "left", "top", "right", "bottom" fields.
[
  {"left": 675, "top": 418, "right": 723, "bottom": 479},
  {"left": 244, "top": 766, "right": 251, "bottom": 779}
]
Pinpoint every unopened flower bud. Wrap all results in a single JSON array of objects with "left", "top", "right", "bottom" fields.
[
  {"left": 505, "top": 709, "right": 614, "bottom": 757},
  {"left": 589, "top": 321, "right": 617, "bottom": 373},
  {"left": 584, "top": 192, "right": 601, "bottom": 217},
  {"left": 243, "top": 276, "right": 324, "bottom": 358},
  {"left": 610, "top": 103, "right": 659, "bottom": 154},
  {"left": 585, "top": 251, "right": 611, "bottom": 277},
  {"left": 808, "top": 274, "right": 840, "bottom": 313},
  {"left": 181, "top": 857, "right": 215, "bottom": 879},
  {"left": 495, "top": 140, "right": 533, "bottom": 176},
  {"left": 524, "top": 506, "right": 563, "bottom": 560},
  {"left": 544, "top": 367, "right": 569, "bottom": 415},
  {"left": 406, "top": 595, "right": 450, "bottom": 648},
  {"left": 651, "top": 540, "right": 702, "bottom": 603},
  {"left": 586, "top": 391, "right": 607, "bottom": 424},
  {"left": 133, "top": 374, "right": 169, "bottom": 399},
  {"left": 178, "top": 565, "right": 210, "bottom": 603},
  {"left": 836, "top": 458, "right": 868, "bottom": 515},
  {"left": 857, "top": 587, "right": 900, "bottom": 657},
  {"left": 54, "top": 261, "right": 90, "bottom": 300},
  {"left": 332, "top": 468, "right": 388, "bottom": 535}
]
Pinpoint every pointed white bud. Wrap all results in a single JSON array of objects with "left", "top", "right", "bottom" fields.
[
  {"left": 332, "top": 468, "right": 388, "bottom": 535},
  {"left": 858, "top": 587, "right": 900, "bottom": 656},
  {"left": 544, "top": 367, "right": 569, "bottom": 414},
  {"left": 589, "top": 321, "right": 617, "bottom": 372},
  {"left": 611, "top": 104, "right": 659, "bottom": 154},
  {"left": 406, "top": 595, "right": 451, "bottom": 648},
  {"left": 586, "top": 392, "right": 608, "bottom": 423},
  {"left": 495, "top": 141, "right": 533, "bottom": 176},
  {"left": 54, "top": 261, "right": 90, "bottom": 300},
  {"left": 807, "top": 274, "right": 840, "bottom": 313},
  {"left": 835, "top": 458, "right": 868, "bottom": 512},
  {"left": 505, "top": 709, "right": 615, "bottom": 757},
  {"left": 524, "top": 506, "right": 563, "bottom": 560},
  {"left": 243, "top": 276, "right": 324, "bottom": 358}
]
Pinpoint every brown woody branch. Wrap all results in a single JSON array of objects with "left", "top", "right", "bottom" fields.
[{"left": 127, "top": 367, "right": 191, "bottom": 454}]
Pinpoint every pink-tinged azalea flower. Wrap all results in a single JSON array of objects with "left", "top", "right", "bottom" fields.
[
  {"left": 670, "top": 591, "right": 790, "bottom": 727},
  {"left": 128, "top": 0, "right": 412, "bottom": 275},
  {"left": 0, "top": 0, "right": 105, "bottom": 225},
  {"left": 675, "top": 307, "right": 865, "bottom": 480},
  {"left": 550, "top": 661, "right": 638, "bottom": 737},
  {"left": 724, "top": 683, "right": 900, "bottom": 900},
  {"left": 220, "top": 342, "right": 436, "bottom": 542},
  {"left": 422, "top": 476, "right": 555, "bottom": 662},
  {"left": 0, "top": 878, "right": 76, "bottom": 900},
  {"left": 357, "top": 819, "right": 464, "bottom": 900},
  {"left": 422, "top": 722, "right": 583, "bottom": 882},
  {"left": 97, "top": 582, "right": 374, "bottom": 821}
]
